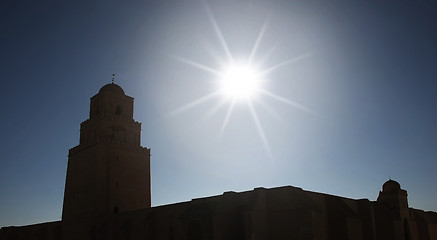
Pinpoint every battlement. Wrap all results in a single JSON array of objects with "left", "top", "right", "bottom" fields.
[
  {"left": 69, "top": 136, "right": 149, "bottom": 156},
  {"left": 81, "top": 111, "right": 141, "bottom": 128}
]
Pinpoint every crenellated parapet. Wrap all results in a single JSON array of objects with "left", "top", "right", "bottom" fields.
[
  {"left": 69, "top": 136, "right": 150, "bottom": 156},
  {"left": 80, "top": 112, "right": 142, "bottom": 128}
]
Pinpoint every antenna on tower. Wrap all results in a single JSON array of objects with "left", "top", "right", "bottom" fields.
[{"left": 112, "top": 74, "right": 115, "bottom": 84}]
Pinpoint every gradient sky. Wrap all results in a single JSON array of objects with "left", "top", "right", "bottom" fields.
[{"left": 1, "top": 0, "right": 436, "bottom": 227}]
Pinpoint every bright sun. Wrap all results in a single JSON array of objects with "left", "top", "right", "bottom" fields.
[
  {"left": 172, "top": 6, "right": 315, "bottom": 157},
  {"left": 220, "top": 64, "right": 261, "bottom": 101}
]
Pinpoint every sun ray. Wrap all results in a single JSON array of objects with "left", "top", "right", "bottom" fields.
[
  {"left": 170, "top": 91, "right": 221, "bottom": 116},
  {"left": 205, "top": 4, "right": 234, "bottom": 64},
  {"left": 248, "top": 17, "right": 270, "bottom": 65},
  {"left": 201, "top": 39, "right": 227, "bottom": 68},
  {"left": 256, "top": 45, "right": 277, "bottom": 68},
  {"left": 172, "top": 55, "right": 223, "bottom": 76},
  {"left": 202, "top": 98, "right": 228, "bottom": 120},
  {"left": 219, "top": 99, "right": 236, "bottom": 137},
  {"left": 248, "top": 100, "right": 273, "bottom": 158},
  {"left": 252, "top": 97, "right": 284, "bottom": 123},
  {"left": 260, "top": 50, "right": 314, "bottom": 75},
  {"left": 259, "top": 89, "right": 319, "bottom": 116}
]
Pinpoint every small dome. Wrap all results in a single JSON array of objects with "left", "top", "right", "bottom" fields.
[
  {"left": 382, "top": 179, "right": 401, "bottom": 192},
  {"left": 99, "top": 83, "right": 125, "bottom": 95}
]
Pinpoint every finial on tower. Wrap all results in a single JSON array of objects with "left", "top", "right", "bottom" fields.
[{"left": 112, "top": 74, "right": 115, "bottom": 84}]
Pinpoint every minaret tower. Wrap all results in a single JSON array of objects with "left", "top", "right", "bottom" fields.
[
  {"left": 377, "top": 179, "right": 414, "bottom": 240},
  {"left": 62, "top": 82, "right": 151, "bottom": 222},
  {"left": 377, "top": 179, "right": 409, "bottom": 218}
]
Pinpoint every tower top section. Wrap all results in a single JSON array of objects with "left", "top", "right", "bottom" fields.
[
  {"left": 382, "top": 179, "right": 401, "bottom": 192},
  {"left": 89, "top": 83, "right": 134, "bottom": 120},
  {"left": 99, "top": 83, "right": 125, "bottom": 95}
]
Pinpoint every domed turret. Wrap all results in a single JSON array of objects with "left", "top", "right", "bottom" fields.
[
  {"left": 377, "top": 179, "right": 409, "bottom": 218},
  {"left": 98, "top": 83, "right": 125, "bottom": 95},
  {"left": 89, "top": 83, "right": 133, "bottom": 120},
  {"left": 382, "top": 179, "right": 401, "bottom": 192}
]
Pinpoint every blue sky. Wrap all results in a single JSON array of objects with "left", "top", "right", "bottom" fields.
[{"left": 1, "top": 0, "right": 436, "bottom": 227}]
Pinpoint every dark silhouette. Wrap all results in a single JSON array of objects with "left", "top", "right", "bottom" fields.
[{"left": 1, "top": 84, "right": 436, "bottom": 240}]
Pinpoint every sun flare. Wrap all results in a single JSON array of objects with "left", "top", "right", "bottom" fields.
[
  {"left": 171, "top": 6, "right": 315, "bottom": 158},
  {"left": 220, "top": 64, "right": 261, "bottom": 101}
]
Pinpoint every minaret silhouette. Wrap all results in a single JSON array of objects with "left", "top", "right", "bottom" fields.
[
  {"left": 377, "top": 179, "right": 413, "bottom": 239},
  {"left": 62, "top": 83, "right": 151, "bottom": 224}
]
